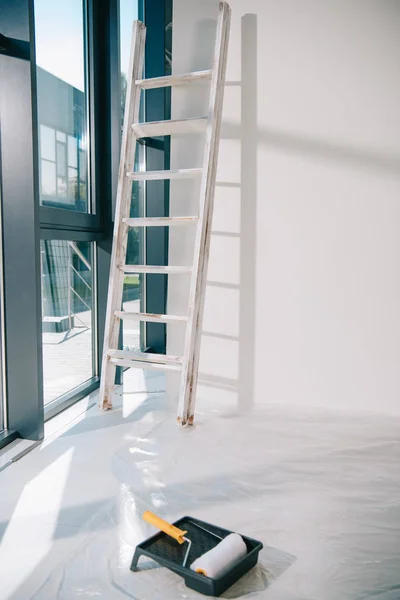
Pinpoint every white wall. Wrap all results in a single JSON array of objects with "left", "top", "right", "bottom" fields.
[{"left": 167, "top": 0, "right": 400, "bottom": 416}]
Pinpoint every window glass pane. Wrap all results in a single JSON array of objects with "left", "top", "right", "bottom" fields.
[
  {"left": 68, "top": 135, "right": 78, "bottom": 168},
  {"left": 40, "top": 124, "right": 56, "bottom": 161},
  {"left": 57, "top": 177, "right": 67, "bottom": 198},
  {"left": 120, "top": 0, "right": 143, "bottom": 352},
  {"left": 79, "top": 149, "right": 86, "bottom": 182},
  {"left": 34, "top": 0, "right": 89, "bottom": 213},
  {"left": 41, "top": 240, "right": 94, "bottom": 405},
  {"left": 120, "top": 0, "right": 138, "bottom": 112},
  {"left": 56, "top": 142, "right": 66, "bottom": 177},
  {"left": 41, "top": 160, "right": 57, "bottom": 197},
  {"left": 68, "top": 167, "right": 78, "bottom": 200}
]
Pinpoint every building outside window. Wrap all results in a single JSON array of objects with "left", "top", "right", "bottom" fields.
[{"left": 38, "top": 115, "right": 87, "bottom": 212}]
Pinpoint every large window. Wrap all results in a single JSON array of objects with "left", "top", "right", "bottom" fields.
[{"left": 0, "top": 0, "right": 170, "bottom": 445}]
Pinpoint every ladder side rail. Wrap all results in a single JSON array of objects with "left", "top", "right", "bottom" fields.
[
  {"left": 177, "top": 2, "right": 232, "bottom": 424},
  {"left": 99, "top": 21, "right": 146, "bottom": 409}
]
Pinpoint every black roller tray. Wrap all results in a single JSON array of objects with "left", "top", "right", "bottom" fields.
[{"left": 131, "top": 515, "right": 263, "bottom": 597}]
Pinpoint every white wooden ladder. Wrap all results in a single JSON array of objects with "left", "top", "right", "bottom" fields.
[{"left": 99, "top": 2, "right": 231, "bottom": 425}]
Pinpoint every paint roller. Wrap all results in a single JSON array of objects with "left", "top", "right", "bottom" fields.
[{"left": 142, "top": 511, "right": 248, "bottom": 579}]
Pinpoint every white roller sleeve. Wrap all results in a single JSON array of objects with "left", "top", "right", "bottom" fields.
[{"left": 190, "top": 533, "right": 247, "bottom": 579}]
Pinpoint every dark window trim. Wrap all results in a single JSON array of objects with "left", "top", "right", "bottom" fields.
[
  {"left": 44, "top": 376, "right": 99, "bottom": 421},
  {"left": 0, "top": 0, "right": 44, "bottom": 440},
  {"left": 40, "top": 207, "right": 101, "bottom": 232},
  {"left": 40, "top": 227, "right": 105, "bottom": 242},
  {"left": 0, "top": 429, "right": 19, "bottom": 452}
]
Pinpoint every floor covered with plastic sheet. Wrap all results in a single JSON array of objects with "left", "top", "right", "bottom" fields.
[
  {"left": 34, "top": 396, "right": 400, "bottom": 598},
  {"left": 0, "top": 370, "right": 399, "bottom": 599}
]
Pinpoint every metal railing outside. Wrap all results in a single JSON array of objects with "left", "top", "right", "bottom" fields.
[{"left": 67, "top": 241, "right": 92, "bottom": 330}]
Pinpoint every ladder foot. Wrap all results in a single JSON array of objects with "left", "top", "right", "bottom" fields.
[
  {"left": 100, "top": 398, "right": 113, "bottom": 410},
  {"left": 176, "top": 414, "right": 195, "bottom": 427}
]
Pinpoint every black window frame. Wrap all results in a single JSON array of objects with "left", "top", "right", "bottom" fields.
[{"left": 0, "top": 0, "right": 44, "bottom": 443}]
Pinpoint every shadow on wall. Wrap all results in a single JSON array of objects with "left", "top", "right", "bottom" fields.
[
  {"left": 198, "top": 14, "right": 258, "bottom": 413},
  {"left": 196, "top": 9, "right": 400, "bottom": 415}
]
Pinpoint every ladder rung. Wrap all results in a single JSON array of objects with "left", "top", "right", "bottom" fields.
[
  {"left": 108, "top": 349, "right": 183, "bottom": 372},
  {"left": 110, "top": 357, "right": 181, "bottom": 372},
  {"left": 109, "top": 349, "right": 183, "bottom": 363},
  {"left": 121, "top": 265, "right": 192, "bottom": 274},
  {"left": 135, "top": 70, "right": 212, "bottom": 89},
  {"left": 123, "top": 216, "right": 198, "bottom": 227},
  {"left": 115, "top": 311, "right": 188, "bottom": 324},
  {"left": 132, "top": 117, "right": 207, "bottom": 139},
  {"left": 126, "top": 168, "right": 202, "bottom": 181}
]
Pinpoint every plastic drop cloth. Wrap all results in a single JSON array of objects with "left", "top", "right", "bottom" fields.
[{"left": 33, "top": 405, "right": 400, "bottom": 599}]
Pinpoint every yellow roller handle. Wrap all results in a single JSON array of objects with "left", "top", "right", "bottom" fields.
[{"left": 143, "top": 511, "right": 187, "bottom": 544}]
